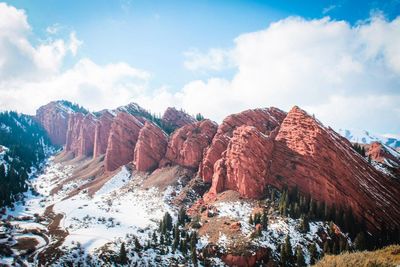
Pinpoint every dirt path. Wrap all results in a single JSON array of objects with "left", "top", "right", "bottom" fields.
[{"left": 36, "top": 204, "right": 69, "bottom": 266}]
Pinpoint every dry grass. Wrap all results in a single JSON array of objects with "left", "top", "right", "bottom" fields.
[{"left": 314, "top": 245, "right": 400, "bottom": 267}]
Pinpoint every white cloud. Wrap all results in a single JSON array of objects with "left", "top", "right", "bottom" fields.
[
  {"left": 167, "top": 15, "right": 400, "bottom": 134},
  {"left": 0, "top": 3, "right": 149, "bottom": 114},
  {"left": 183, "top": 48, "right": 233, "bottom": 72},
  {"left": 322, "top": 5, "right": 338, "bottom": 15},
  {"left": 0, "top": 3, "right": 82, "bottom": 81},
  {"left": 0, "top": 2, "right": 399, "bottom": 135}
]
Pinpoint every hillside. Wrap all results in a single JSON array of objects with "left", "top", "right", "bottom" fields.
[
  {"left": 0, "top": 111, "right": 53, "bottom": 207},
  {"left": 0, "top": 101, "right": 399, "bottom": 266},
  {"left": 314, "top": 245, "right": 400, "bottom": 267}
]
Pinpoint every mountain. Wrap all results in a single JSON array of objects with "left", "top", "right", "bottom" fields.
[
  {"left": 338, "top": 128, "right": 400, "bottom": 150},
  {"left": 1, "top": 101, "right": 399, "bottom": 266},
  {"left": 0, "top": 111, "right": 53, "bottom": 206}
]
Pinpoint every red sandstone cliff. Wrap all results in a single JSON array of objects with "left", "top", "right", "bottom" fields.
[
  {"left": 93, "top": 111, "right": 115, "bottom": 158},
  {"left": 207, "top": 106, "right": 400, "bottom": 231},
  {"left": 200, "top": 108, "right": 286, "bottom": 183},
  {"left": 162, "top": 119, "right": 217, "bottom": 169},
  {"left": 367, "top": 141, "right": 400, "bottom": 178},
  {"left": 65, "top": 113, "right": 84, "bottom": 155},
  {"left": 104, "top": 112, "right": 144, "bottom": 172},
  {"left": 162, "top": 107, "right": 196, "bottom": 131},
  {"left": 36, "top": 101, "right": 74, "bottom": 146},
  {"left": 134, "top": 122, "right": 168, "bottom": 172}
]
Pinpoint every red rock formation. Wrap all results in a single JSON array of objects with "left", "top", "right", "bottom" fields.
[
  {"left": 65, "top": 113, "right": 84, "bottom": 155},
  {"left": 93, "top": 111, "right": 115, "bottom": 158},
  {"left": 104, "top": 112, "right": 144, "bottom": 172},
  {"left": 162, "top": 119, "right": 217, "bottom": 169},
  {"left": 367, "top": 141, "right": 400, "bottom": 165},
  {"left": 367, "top": 141, "right": 400, "bottom": 177},
  {"left": 200, "top": 108, "right": 286, "bottom": 183},
  {"left": 161, "top": 107, "right": 196, "bottom": 131},
  {"left": 36, "top": 101, "right": 72, "bottom": 146},
  {"left": 207, "top": 106, "right": 400, "bottom": 231},
  {"left": 209, "top": 126, "right": 275, "bottom": 199},
  {"left": 134, "top": 122, "right": 168, "bottom": 172},
  {"left": 221, "top": 247, "right": 269, "bottom": 267},
  {"left": 76, "top": 113, "right": 97, "bottom": 157}
]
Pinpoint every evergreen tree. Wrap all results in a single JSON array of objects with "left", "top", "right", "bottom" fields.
[
  {"left": 134, "top": 237, "right": 142, "bottom": 252},
  {"left": 249, "top": 214, "right": 254, "bottom": 225},
  {"left": 296, "top": 246, "right": 306, "bottom": 267},
  {"left": 119, "top": 242, "right": 128, "bottom": 264},
  {"left": 280, "top": 243, "right": 288, "bottom": 266},
  {"left": 323, "top": 240, "right": 331, "bottom": 255},
  {"left": 178, "top": 207, "right": 189, "bottom": 225},
  {"left": 309, "top": 243, "right": 318, "bottom": 265},
  {"left": 300, "top": 215, "right": 310, "bottom": 233},
  {"left": 261, "top": 210, "right": 268, "bottom": 230},
  {"left": 354, "top": 232, "right": 366, "bottom": 251},
  {"left": 284, "top": 235, "right": 293, "bottom": 265}
]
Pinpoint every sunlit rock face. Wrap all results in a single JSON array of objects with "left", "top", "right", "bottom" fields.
[
  {"left": 104, "top": 112, "right": 144, "bottom": 172},
  {"left": 134, "top": 121, "right": 168, "bottom": 172}
]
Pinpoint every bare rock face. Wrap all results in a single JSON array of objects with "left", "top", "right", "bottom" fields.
[
  {"left": 163, "top": 119, "right": 217, "bottom": 169},
  {"left": 200, "top": 108, "right": 286, "bottom": 183},
  {"left": 161, "top": 107, "right": 196, "bottom": 131},
  {"left": 65, "top": 113, "right": 97, "bottom": 157},
  {"left": 76, "top": 113, "right": 97, "bottom": 157},
  {"left": 104, "top": 112, "right": 144, "bottom": 172},
  {"left": 207, "top": 106, "right": 400, "bottom": 231},
  {"left": 134, "top": 122, "right": 168, "bottom": 172},
  {"left": 65, "top": 113, "right": 84, "bottom": 155},
  {"left": 209, "top": 126, "right": 275, "bottom": 199},
  {"left": 36, "top": 101, "right": 73, "bottom": 146},
  {"left": 93, "top": 111, "right": 115, "bottom": 158},
  {"left": 367, "top": 141, "right": 400, "bottom": 178}
]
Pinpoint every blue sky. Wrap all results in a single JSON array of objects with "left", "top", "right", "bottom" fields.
[
  {"left": 0, "top": 0, "right": 399, "bottom": 135},
  {"left": 6, "top": 0, "right": 400, "bottom": 89}
]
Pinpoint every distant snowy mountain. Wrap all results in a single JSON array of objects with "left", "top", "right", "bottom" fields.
[{"left": 337, "top": 129, "right": 400, "bottom": 149}]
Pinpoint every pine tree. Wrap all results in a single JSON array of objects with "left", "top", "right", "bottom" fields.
[
  {"left": 309, "top": 243, "right": 318, "bottom": 265},
  {"left": 284, "top": 235, "right": 293, "bottom": 265},
  {"left": 119, "top": 242, "right": 128, "bottom": 264},
  {"left": 180, "top": 239, "right": 187, "bottom": 255},
  {"left": 261, "top": 210, "right": 268, "bottom": 230},
  {"left": 300, "top": 215, "right": 310, "bottom": 233},
  {"left": 249, "top": 214, "right": 254, "bottom": 225},
  {"left": 296, "top": 246, "right": 306, "bottom": 267},
  {"left": 354, "top": 232, "right": 366, "bottom": 251},
  {"left": 323, "top": 240, "right": 331, "bottom": 255},
  {"left": 280, "top": 243, "right": 288, "bottom": 266},
  {"left": 178, "top": 207, "right": 188, "bottom": 225},
  {"left": 134, "top": 237, "right": 142, "bottom": 252}
]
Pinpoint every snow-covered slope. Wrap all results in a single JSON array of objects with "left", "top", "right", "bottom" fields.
[{"left": 338, "top": 128, "right": 400, "bottom": 149}]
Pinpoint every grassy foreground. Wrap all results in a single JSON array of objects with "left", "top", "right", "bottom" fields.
[{"left": 314, "top": 245, "right": 400, "bottom": 267}]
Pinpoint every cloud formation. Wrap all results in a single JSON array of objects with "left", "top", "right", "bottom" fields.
[
  {"left": 0, "top": 2, "right": 399, "bottom": 135},
  {"left": 176, "top": 15, "right": 400, "bottom": 134}
]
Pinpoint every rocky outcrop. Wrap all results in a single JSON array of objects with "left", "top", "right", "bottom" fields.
[
  {"left": 36, "top": 101, "right": 72, "bottom": 146},
  {"left": 207, "top": 106, "right": 400, "bottom": 231},
  {"left": 134, "top": 122, "right": 168, "bottom": 172},
  {"left": 76, "top": 114, "right": 97, "bottom": 157},
  {"left": 65, "top": 113, "right": 84, "bottom": 155},
  {"left": 367, "top": 141, "right": 400, "bottom": 178},
  {"left": 161, "top": 107, "right": 196, "bottom": 131},
  {"left": 65, "top": 113, "right": 97, "bottom": 157},
  {"left": 162, "top": 119, "right": 217, "bottom": 169},
  {"left": 104, "top": 112, "right": 144, "bottom": 172},
  {"left": 221, "top": 247, "right": 269, "bottom": 267},
  {"left": 93, "top": 111, "right": 115, "bottom": 158},
  {"left": 200, "top": 108, "right": 286, "bottom": 183},
  {"left": 209, "top": 126, "right": 275, "bottom": 199}
]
